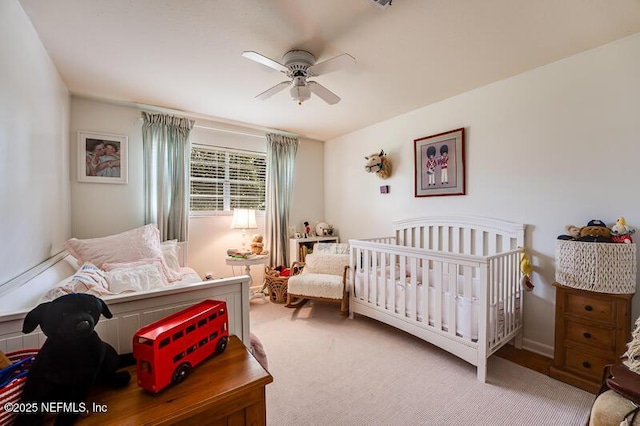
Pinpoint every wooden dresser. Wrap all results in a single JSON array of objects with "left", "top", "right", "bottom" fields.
[
  {"left": 550, "top": 282, "right": 633, "bottom": 393},
  {"left": 55, "top": 336, "right": 273, "bottom": 425}
]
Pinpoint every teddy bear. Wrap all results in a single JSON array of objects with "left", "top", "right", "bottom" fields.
[
  {"left": 577, "top": 219, "right": 611, "bottom": 243},
  {"left": 250, "top": 234, "right": 264, "bottom": 254},
  {"left": 15, "top": 293, "right": 130, "bottom": 426}
]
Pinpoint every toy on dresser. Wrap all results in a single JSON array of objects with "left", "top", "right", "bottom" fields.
[
  {"left": 611, "top": 217, "right": 635, "bottom": 244},
  {"left": 14, "top": 294, "right": 130, "bottom": 426},
  {"left": 557, "top": 218, "right": 635, "bottom": 244}
]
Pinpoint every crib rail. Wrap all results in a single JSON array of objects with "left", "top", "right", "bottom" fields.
[
  {"left": 486, "top": 248, "right": 522, "bottom": 352},
  {"left": 393, "top": 215, "right": 525, "bottom": 257}
]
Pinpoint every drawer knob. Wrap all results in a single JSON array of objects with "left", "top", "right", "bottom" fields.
[
  {"left": 584, "top": 305, "right": 593, "bottom": 312},
  {"left": 583, "top": 332, "right": 592, "bottom": 339},
  {"left": 582, "top": 361, "right": 591, "bottom": 369}
]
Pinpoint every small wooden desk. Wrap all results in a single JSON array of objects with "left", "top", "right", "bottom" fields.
[{"left": 60, "top": 336, "right": 272, "bottom": 425}]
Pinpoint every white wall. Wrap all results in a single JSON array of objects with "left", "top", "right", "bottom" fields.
[
  {"left": 325, "top": 33, "right": 640, "bottom": 356},
  {"left": 0, "top": 0, "right": 70, "bottom": 287},
  {"left": 70, "top": 97, "right": 326, "bottom": 284},
  {"left": 70, "top": 98, "right": 145, "bottom": 237}
]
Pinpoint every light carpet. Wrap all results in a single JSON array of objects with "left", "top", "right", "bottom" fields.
[{"left": 249, "top": 298, "right": 595, "bottom": 426}]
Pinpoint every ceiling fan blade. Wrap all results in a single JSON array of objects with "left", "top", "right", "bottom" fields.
[
  {"left": 255, "top": 81, "right": 291, "bottom": 100},
  {"left": 242, "top": 51, "right": 289, "bottom": 73},
  {"left": 308, "top": 81, "right": 341, "bottom": 105},
  {"left": 308, "top": 53, "right": 355, "bottom": 76}
]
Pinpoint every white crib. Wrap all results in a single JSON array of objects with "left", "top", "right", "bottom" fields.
[{"left": 349, "top": 216, "right": 526, "bottom": 382}]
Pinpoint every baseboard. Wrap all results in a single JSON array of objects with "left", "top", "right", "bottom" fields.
[{"left": 521, "top": 337, "right": 553, "bottom": 359}]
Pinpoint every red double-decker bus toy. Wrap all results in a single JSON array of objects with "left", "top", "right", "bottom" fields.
[{"left": 132, "top": 299, "right": 229, "bottom": 393}]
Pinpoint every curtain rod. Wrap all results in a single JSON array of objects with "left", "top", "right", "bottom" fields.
[
  {"left": 192, "top": 143, "right": 263, "bottom": 155},
  {"left": 137, "top": 116, "right": 298, "bottom": 139},
  {"left": 193, "top": 124, "right": 265, "bottom": 139}
]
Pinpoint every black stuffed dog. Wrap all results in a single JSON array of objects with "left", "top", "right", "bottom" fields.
[{"left": 15, "top": 294, "right": 130, "bottom": 426}]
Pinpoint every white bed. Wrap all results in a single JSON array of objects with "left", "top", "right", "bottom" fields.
[
  {"left": 0, "top": 241, "right": 251, "bottom": 355},
  {"left": 349, "top": 216, "right": 526, "bottom": 382}
]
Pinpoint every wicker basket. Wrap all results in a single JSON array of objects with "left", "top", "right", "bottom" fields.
[
  {"left": 555, "top": 240, "right": 637, "bottom": 294},
  {"left": 0, "top": 349, "right": 38, "bottom": 426},
  {"left": 264, "top": 266, "right": 289, "bottom": 303}
]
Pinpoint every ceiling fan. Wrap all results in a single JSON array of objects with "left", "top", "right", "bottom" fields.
[{"left": 242, "top": 49, "right": 355, "bottom": 105}]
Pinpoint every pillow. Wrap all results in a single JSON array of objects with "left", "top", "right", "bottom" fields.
[
  {"left": 624, "top": 316, "right": 640, "bottom": 374},
  {"left": 103, "top": 261, "right": 168, "bottom": 293},
  {"left": 302, "top": 253, "right": 349, "bottom": 276},
  {"left": 64, "top": 224, "right": 180, "bottom": 282},
  {"left": 161, "top": 240, "right": 182, "bottom": 278}
]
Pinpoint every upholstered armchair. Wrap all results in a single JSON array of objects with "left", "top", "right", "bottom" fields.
[
  {"left": 589, "top": 315, "right": 640, "bottom": 425},
  {"left": 285, "top": 243, "right": 350, "bottom": 316}
]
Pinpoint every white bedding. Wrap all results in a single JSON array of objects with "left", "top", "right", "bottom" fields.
[
  {"left": 40, "top": 264, "right": 202, "bottom": 303},
  {"left": 35, "top": 229, "right": 202, "bottom": 303},
  {"left": 354, "top": 268, "right": 520, "bottom": 341}
]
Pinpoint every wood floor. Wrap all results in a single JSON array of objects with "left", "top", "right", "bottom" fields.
[{"left": 495, "top": 344, "right": 553, "bottom": 377}]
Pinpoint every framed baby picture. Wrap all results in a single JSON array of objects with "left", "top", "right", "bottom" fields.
[
  {"left": 77, "top": 131, "right": 128, "bottom": 184},
  {"left": 414, "top": 128, "right": 465, "bottom": 197}
]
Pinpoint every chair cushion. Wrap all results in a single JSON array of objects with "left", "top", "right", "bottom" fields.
[
  {"left": 590, "top": 390, "right": 640, "bottom": 425},
  {"left": 302, "top": 253, "right": 349, "bottom": 276},
  {"left": 288, "top": 274, "right": 345, "bottom": 300}
]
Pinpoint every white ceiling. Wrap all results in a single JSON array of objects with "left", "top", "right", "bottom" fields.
[{"left": 19, "top": 0, "right": 640, "bottom": 141}]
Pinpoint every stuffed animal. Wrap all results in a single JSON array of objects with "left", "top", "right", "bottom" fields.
[
  {"left": 250, "top": 234, "right": 264, "bottom": 254},
  {"left": 520, "top": 251, "right": 534, "bottom": 291},
  {"left": 611, "top": 216, "right": 635, "bottom": 243},
  {"left": 15, "top": 294, "right": 130, "bottom": 425},
  {"left": 557, "top": 225, "right": 582, "bottom": 240},
  {"left": 364, "top": 150, "right": 392, "bottom": 179},
  {"left": 577, "top": 219, "right": 611, "bottom": 243}
]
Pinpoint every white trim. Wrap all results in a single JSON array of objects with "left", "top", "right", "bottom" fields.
[
  {"left": 521, "top": 338, "right": 554, "bottom": 359},
  {"left": 0, "top": 250, "right": 68, "bottom": 296}
]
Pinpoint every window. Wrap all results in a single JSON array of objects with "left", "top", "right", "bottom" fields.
[{"left": 190, "top": 145, "right": 266, "bottom": 213}]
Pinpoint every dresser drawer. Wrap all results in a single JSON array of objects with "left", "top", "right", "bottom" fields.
[
  {"left": 565, "top": 292, "right": 614, "bottom": 324},
  {"left": 564, "top": 346, "right": 614, "bottom": 381},
  {"left": 552, "top": 283, "right": 633, "bottom": 393},
  {"left": 564, "top": 320, "right": 614, "bottom": 352}
]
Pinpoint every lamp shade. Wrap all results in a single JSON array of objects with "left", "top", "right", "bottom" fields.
[{"left": 231, "top": 208, "right": 257, "bottom": 230}]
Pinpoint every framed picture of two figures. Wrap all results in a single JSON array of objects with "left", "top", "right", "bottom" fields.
[{"left": 414, "top": 128, "right": 465, "bottom": 197}]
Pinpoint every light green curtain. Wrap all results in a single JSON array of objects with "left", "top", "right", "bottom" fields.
[
  {"left": 265, "top": 133, "right": 298, "bottom": 266},
  {"left": 141, "top": 111, "right": 194, "bottom": 242}
]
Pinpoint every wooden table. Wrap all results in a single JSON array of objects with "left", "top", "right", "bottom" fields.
[
  {"left": 226, "top": 255, "right": 269, "bottom": 297},
  {"left": 55, "top": 336, "right": 272, "bottom": 425}
]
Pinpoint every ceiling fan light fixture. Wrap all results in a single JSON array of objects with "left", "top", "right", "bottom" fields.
[
  {"left": 290, "top": 84, "right": 311, "bottom": 105},
  {"left": 243, "top": 49, "right": 354, "bottom": 105}
]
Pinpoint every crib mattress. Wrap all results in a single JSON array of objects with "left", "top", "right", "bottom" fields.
[{"left": 354, "top": 269, "right": 520, "bottom": 341}]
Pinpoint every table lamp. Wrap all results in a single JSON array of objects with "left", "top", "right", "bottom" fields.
[{"left": 231, "top": 208, "right": 257, "bottom": 252}]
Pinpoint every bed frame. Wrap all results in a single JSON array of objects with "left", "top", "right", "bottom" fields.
[
  {"left": 0, "top": 243, "right": 251, "bottom": 354},
  {"left": 349, "top": 216, "right": 526, "bottom": 382}
]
